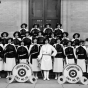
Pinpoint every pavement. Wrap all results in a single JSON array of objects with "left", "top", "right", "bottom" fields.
[{"left": 0, "top": 78, "right": 88, "bottom": 88}]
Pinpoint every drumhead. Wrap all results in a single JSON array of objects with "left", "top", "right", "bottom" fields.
[
  {"left": 63, "top": 64, "right": 83, "bottom": 83},
  {"left": 12, "top": 63, "right": 32, "bottom": 82}
]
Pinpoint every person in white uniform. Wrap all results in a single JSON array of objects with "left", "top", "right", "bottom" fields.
[{"left": 38, "top": 38, "right": 57, "bottom": 80}]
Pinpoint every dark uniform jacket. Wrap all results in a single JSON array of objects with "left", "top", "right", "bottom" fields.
[{"left": 76, "top": 45, "right": 87, "bottom": 59}]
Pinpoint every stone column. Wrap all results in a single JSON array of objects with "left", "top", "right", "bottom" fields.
[{"left": 21, "top": 0, "right": 29, "bottom": 26}]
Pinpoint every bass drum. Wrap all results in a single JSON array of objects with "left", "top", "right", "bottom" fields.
[
  {"left": 63, "top": 64, "right": 83, "bottom": 83},
  {"left": 12, "top": 63, "right": 32, "bottom": 82}
]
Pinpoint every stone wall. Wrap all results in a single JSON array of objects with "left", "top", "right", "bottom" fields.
[
  {"left": 61, "top": 0, "right": 88, "bottom": 39},
  {"left": 0, "top": 0, "right": 28, "bottom": 37}
]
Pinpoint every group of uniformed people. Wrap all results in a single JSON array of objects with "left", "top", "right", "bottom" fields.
[{"left": 0, "top": 23, "right": 88, "bottom": 81}]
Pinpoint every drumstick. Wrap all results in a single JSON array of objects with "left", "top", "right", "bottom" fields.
[
  {"left": 37, "top": 60, "right": 43, "bottom": 78},
  {"left": 29, "top": 52, "right": 44, "bottom": 78},
  {"left": 29, "top": 52, "right": 39, "bottom": 63}
]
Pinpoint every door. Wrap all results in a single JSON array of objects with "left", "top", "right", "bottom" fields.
[
  {"left": 29, "top": 0, "right": 44, "bottom": 30},
  {"left": 29, "top": 0, "right": 61, "bottom": 30},
  {"left": 45, "top": 0, "right": 61, "bottom": 29}
]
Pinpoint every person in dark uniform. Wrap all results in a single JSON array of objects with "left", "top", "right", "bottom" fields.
[
  {"left": 37, "top": 31, "right": 44, "bottom": 45},
  {"left": 19, "top": 23, "right": 28, "bottom": 39},
  {"left": 22, "top": 32, "right": 32, "bottom": 49},
  {"left": 28, "top": 38, "right": 40, "bottom": 79},
  {"left": 61, "top": 32, "right": 69, "bottom": 47},
  {"left": 54, "top": 23, "right": 64, "bottom": 39},
  {"left": 49, "top": 33, "right": 56, "bottom": 46},
  {"left": 76, "top": 40, "right": 87, "bottom": 73},
  {"left": 85, "top": 38, "right": 88, "bottom": 73},
  {"left": 72, "top": 33, "right": 80, "bottom": 47},
  {"left": 65, "top": 40, "right": 76, "bottom": 65},
  {"left": 4, "top": 38, "right": 16, "bottom": 78},
  {"left": 1, "top": 32, "right": 9, "bottom": 46},
  {"left": 30, "top": 24, "right": 40, "bottom": 37},
  {"left": 0, "top": 42, "right": 4, "bottom": 78},
  {"left": 17, "top": 41, "right": 29, "bottom": 64},
  {"left": 43, "top": 23, "right": 53, "bottom": 38},
  {"left": 0, "top": 37, "right": 2, "bottom": 43},
  {"left": 53, "top": 38, "right": 65, "bottom": 79},
  {"left": 13, "top": 31, "right": 21, "bottom": 49}
]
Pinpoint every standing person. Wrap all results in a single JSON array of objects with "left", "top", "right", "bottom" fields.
[
  {"left": 53, "top": 38, "right": 65, "bottom": 79},
  {"left": 85, "top": 38, "right": 88, "bottom": 73},
  {"left": 28, "top": 38, "right": 40, "bottom": 79},
  {"left": 30, "top": 24, "right": 40, "bottom": 37},
  {"left": 0, "top": 43, "right": 4, "bottom": 78},
  {"left": 65, "top": 41, "right": 76, "bottom": 65},
  {"left": 76, "top": 40, "right": 87, "bottom": 73},
  {"left": 43, "top": 23, "right": 53, "bottom": 38},
  {"left": 19, "top": 23, "right": 28, "bottom": 39},
  {"left": 54, "top": 23, "right": 64, "bottom": 39},
  {"left": 1, "top": 32, "right": 9, "bottom": 46},
  {"left": 4, "top": 38, "right": 16, "bottom": 78},
  {"left": 38, "top": 38, "right": 57, "bottom": 80},
  {"left": 17, "top": 41, "right": 29, "bottom": 64}
]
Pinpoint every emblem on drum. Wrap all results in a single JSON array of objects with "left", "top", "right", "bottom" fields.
[
  {"left": 63, "top": 64, "right": 83, "bottom": 83},
  {"left": 12, "top": 63, "right": 32, "bottom": 82}
]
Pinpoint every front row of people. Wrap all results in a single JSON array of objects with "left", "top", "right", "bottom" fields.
[{"left": 0, "top": 37, "right": 88, "bottom": 80}]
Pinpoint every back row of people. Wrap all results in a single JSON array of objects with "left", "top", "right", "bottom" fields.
[{"left": 19, "top": 23, "right": 63, "bottom": 39}]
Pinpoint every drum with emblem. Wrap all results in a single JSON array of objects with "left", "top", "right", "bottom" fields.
[
  {"left": 12, "top": 63, "right": 32, "bottom": 82},
  {"left": 63, "top": 64, "right": 83, "bottom": 83}
]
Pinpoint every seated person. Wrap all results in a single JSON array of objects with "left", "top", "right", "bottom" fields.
[
  {"left": 22, "top": 32, "right": 32, "bottom": 49},
  {"left": 43, "top": 23, "right": 53, "bottom": 38},
  {"left": 13, "top": 31, "right": 21, "bottom": 48},
  {"left": 54, "top": 23, "right": 64, "bottom": 39},
  {"left": 19, "top": 23, "right": 28, "bottom": 39},
  {"left": 37, "top": 31, "right": 44, "bottom": 45},
  {"left": 30, "top": 24, "right": 40, "bottom": 37},
  {"left": 1, "top": 32, "right": 9, "bottom": 46},
  {"left": 61, "top": 32, "right": 69, "bottom": 47},
  {"left": 49, "top": 33, "right": 56, "bottom": 46},
  {"left": 72, "top": 33, "right": 80, "bottom": 47}
]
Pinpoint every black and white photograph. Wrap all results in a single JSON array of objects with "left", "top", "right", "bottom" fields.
[{"left": 0, "top": 0, "right": 88, "bottom": 88}]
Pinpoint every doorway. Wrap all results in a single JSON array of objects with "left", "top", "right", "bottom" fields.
[{"left": 29, "top": 0, "right": 61, "bottom": 30}]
